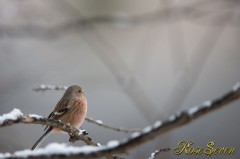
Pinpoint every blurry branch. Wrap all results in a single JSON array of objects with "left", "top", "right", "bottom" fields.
[
  {"left": 0, "top": 113, "right": 97, "bottom": 146},
  {"left": 1, "top": 83, "right": 240, "bottom": 159},
  {"left": 160, "top": 0, "right": 187, "bottom": 74},
  {"left": 85, "top": 117, "right": 140, "bottom": 133},
  {"left": 148, "top": 147, "right": 171, "bottom": 159},
  {"left": 33, "top": 84, "right": 68, "bottom": 91},
  {"left": 152, "top": 0, "right": 187, "bottom": 120},
  {"left": 61, "top": 1, "right": 156, "bottom": 122},
  {"left": 0, "top": 0, "right": 238, "bottom": 39},
  {"left": 155, "top": 8, "right": 237, "bottom": 119}
]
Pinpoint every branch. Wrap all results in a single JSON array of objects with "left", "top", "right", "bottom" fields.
[
  {"left": 0, "top": 111, "right": 97, "bottom": 146},
  {"left": 0, "top": 0, "right": 237, "bottom": 39},
  {"left": 33, "top": 84, "right": 67, "bottom": 91},
  {"left": 148, "top": 148, "right": 171, "bottom": 159},
  {"left": 85, "top": 117, "right": 139, "bottom": 133},
  {"left": 1, "top": 82, "right": 239, "bottom": 159}
]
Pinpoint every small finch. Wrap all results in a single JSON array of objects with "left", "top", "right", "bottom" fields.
[{"left": 31, "top": 85, "right": 87, "bottom": 150}]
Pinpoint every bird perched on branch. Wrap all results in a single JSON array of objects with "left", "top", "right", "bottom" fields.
[{"left": 31, "top": 85, "right": 87, "bottom": 150}]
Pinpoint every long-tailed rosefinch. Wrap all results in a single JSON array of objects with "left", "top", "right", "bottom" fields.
[{"left": 31, "top": 85, "right": 87, "bottom": 150}]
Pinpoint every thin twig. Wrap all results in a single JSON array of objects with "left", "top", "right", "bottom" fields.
[
  {"left": 1, "top": 82, "right": 239, "bottom": 159},
  {"left": 85, "top": 117, "right": 140, "bottom": 133},
  {"left": 148, "top": 148, "right": 171, "bottom": 159}
]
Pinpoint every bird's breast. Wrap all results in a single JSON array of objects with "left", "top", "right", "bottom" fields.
[
  {"left": 73, "top": 97, "right": 87, "bottom": 128},
  {"left": 53, "top": 97, "right": 87, "bottom": 132}
]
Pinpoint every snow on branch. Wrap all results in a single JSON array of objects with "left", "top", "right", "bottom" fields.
[
  {"left": 0, "top": 143, "right": 100, "bottom": 159},
  {"left": 0, "top": 109, "right": 23, "bottom": 124},
  {"left": 0, "top": 83, "right": 239, "bottom": 159},
  {"left": 33, "top": 84, "right": 68, "bottom": 91},
  {"left": 0, "top": 111, "right": 97, "bottom": 146}
]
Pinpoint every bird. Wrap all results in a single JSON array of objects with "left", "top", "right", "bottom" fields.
[{"left": 31, "top": 85, "right": 87, "bottom": 150}]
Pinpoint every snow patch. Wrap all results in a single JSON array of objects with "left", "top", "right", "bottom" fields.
[
  {"left": 40, "top": 84, "right": 46, "bottom": 89},
  {"left": 0, "top": 109, "right": 23, "bottom": 124},
  {"left": 233, "top": 82, "right": 240, "bottom": 91},
  {"left": 0, "top": 143, "right": 100, "bottom": 158},
  {"left": 143, "top": 126, "right": 152, "bottom": 133},
  {"left": 107, "top": 140, "right": 119, "bottom": 148},
  {"left": 0, "top": 152, "right": 10, "bottom": 158},
  {"left": 203, "top": 100, "right": 212, "bottom": 107},
  {"left": 79, "top": 129, "right": 87, "bottom": 135},
  {"left": 169, "top": 114, "right": 176, "bottom": 121},
  {"left": 151, "top": 150, "right": 157, "bottom": 157},
  {"left": 188, "top": 106, "right": 199, "bottom": 115},
  {"left": 131, "top": 132, "right": 141, "bottom": 138},
  {"left": 29, "top": 114, "right": 43, "bottom": 119},
  {"left": 153, "top": 121, "right": 162, "bottom": 128},
  {"left": 47, "top": 85, "right": 56, "bottom": 89},
  {"left": 95, "top": 120, "right": 103, "bottom": 124}
]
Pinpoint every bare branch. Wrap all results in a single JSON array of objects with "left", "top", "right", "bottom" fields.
[
  {"left": 1, "top": 83, "right": 239, "bottom": 159},
  {"left": 85, "top": 117, "right": 140, "bottom": 133}
]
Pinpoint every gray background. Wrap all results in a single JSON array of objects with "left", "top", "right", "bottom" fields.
[{"left": 0, "top": 0, "right": 239, "bottom": 158}]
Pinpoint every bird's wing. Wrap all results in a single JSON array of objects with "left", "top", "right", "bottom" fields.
[{"left": 44, "top": 99, "right": 71, "bottom": 131}]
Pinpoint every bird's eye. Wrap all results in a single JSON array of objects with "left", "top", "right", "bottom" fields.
[{"left": 78, "top": 90, "right": 81, "bottom": 93}]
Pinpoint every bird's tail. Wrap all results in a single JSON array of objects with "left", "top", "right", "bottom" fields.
[{"left": 31, "top": 128, "right": 52, "bottom": 150}]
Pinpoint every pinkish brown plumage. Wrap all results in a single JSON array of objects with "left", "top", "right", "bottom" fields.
[
  {"left": 54, "top": 94, "right": 87, "bottom": 132},
  {"left": 31, "top": 85, "right": 87, "bottom": 150}
]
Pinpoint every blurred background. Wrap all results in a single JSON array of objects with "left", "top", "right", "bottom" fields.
[{"left": 0, "top": 0, "right": 240, "bottom": 158}]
